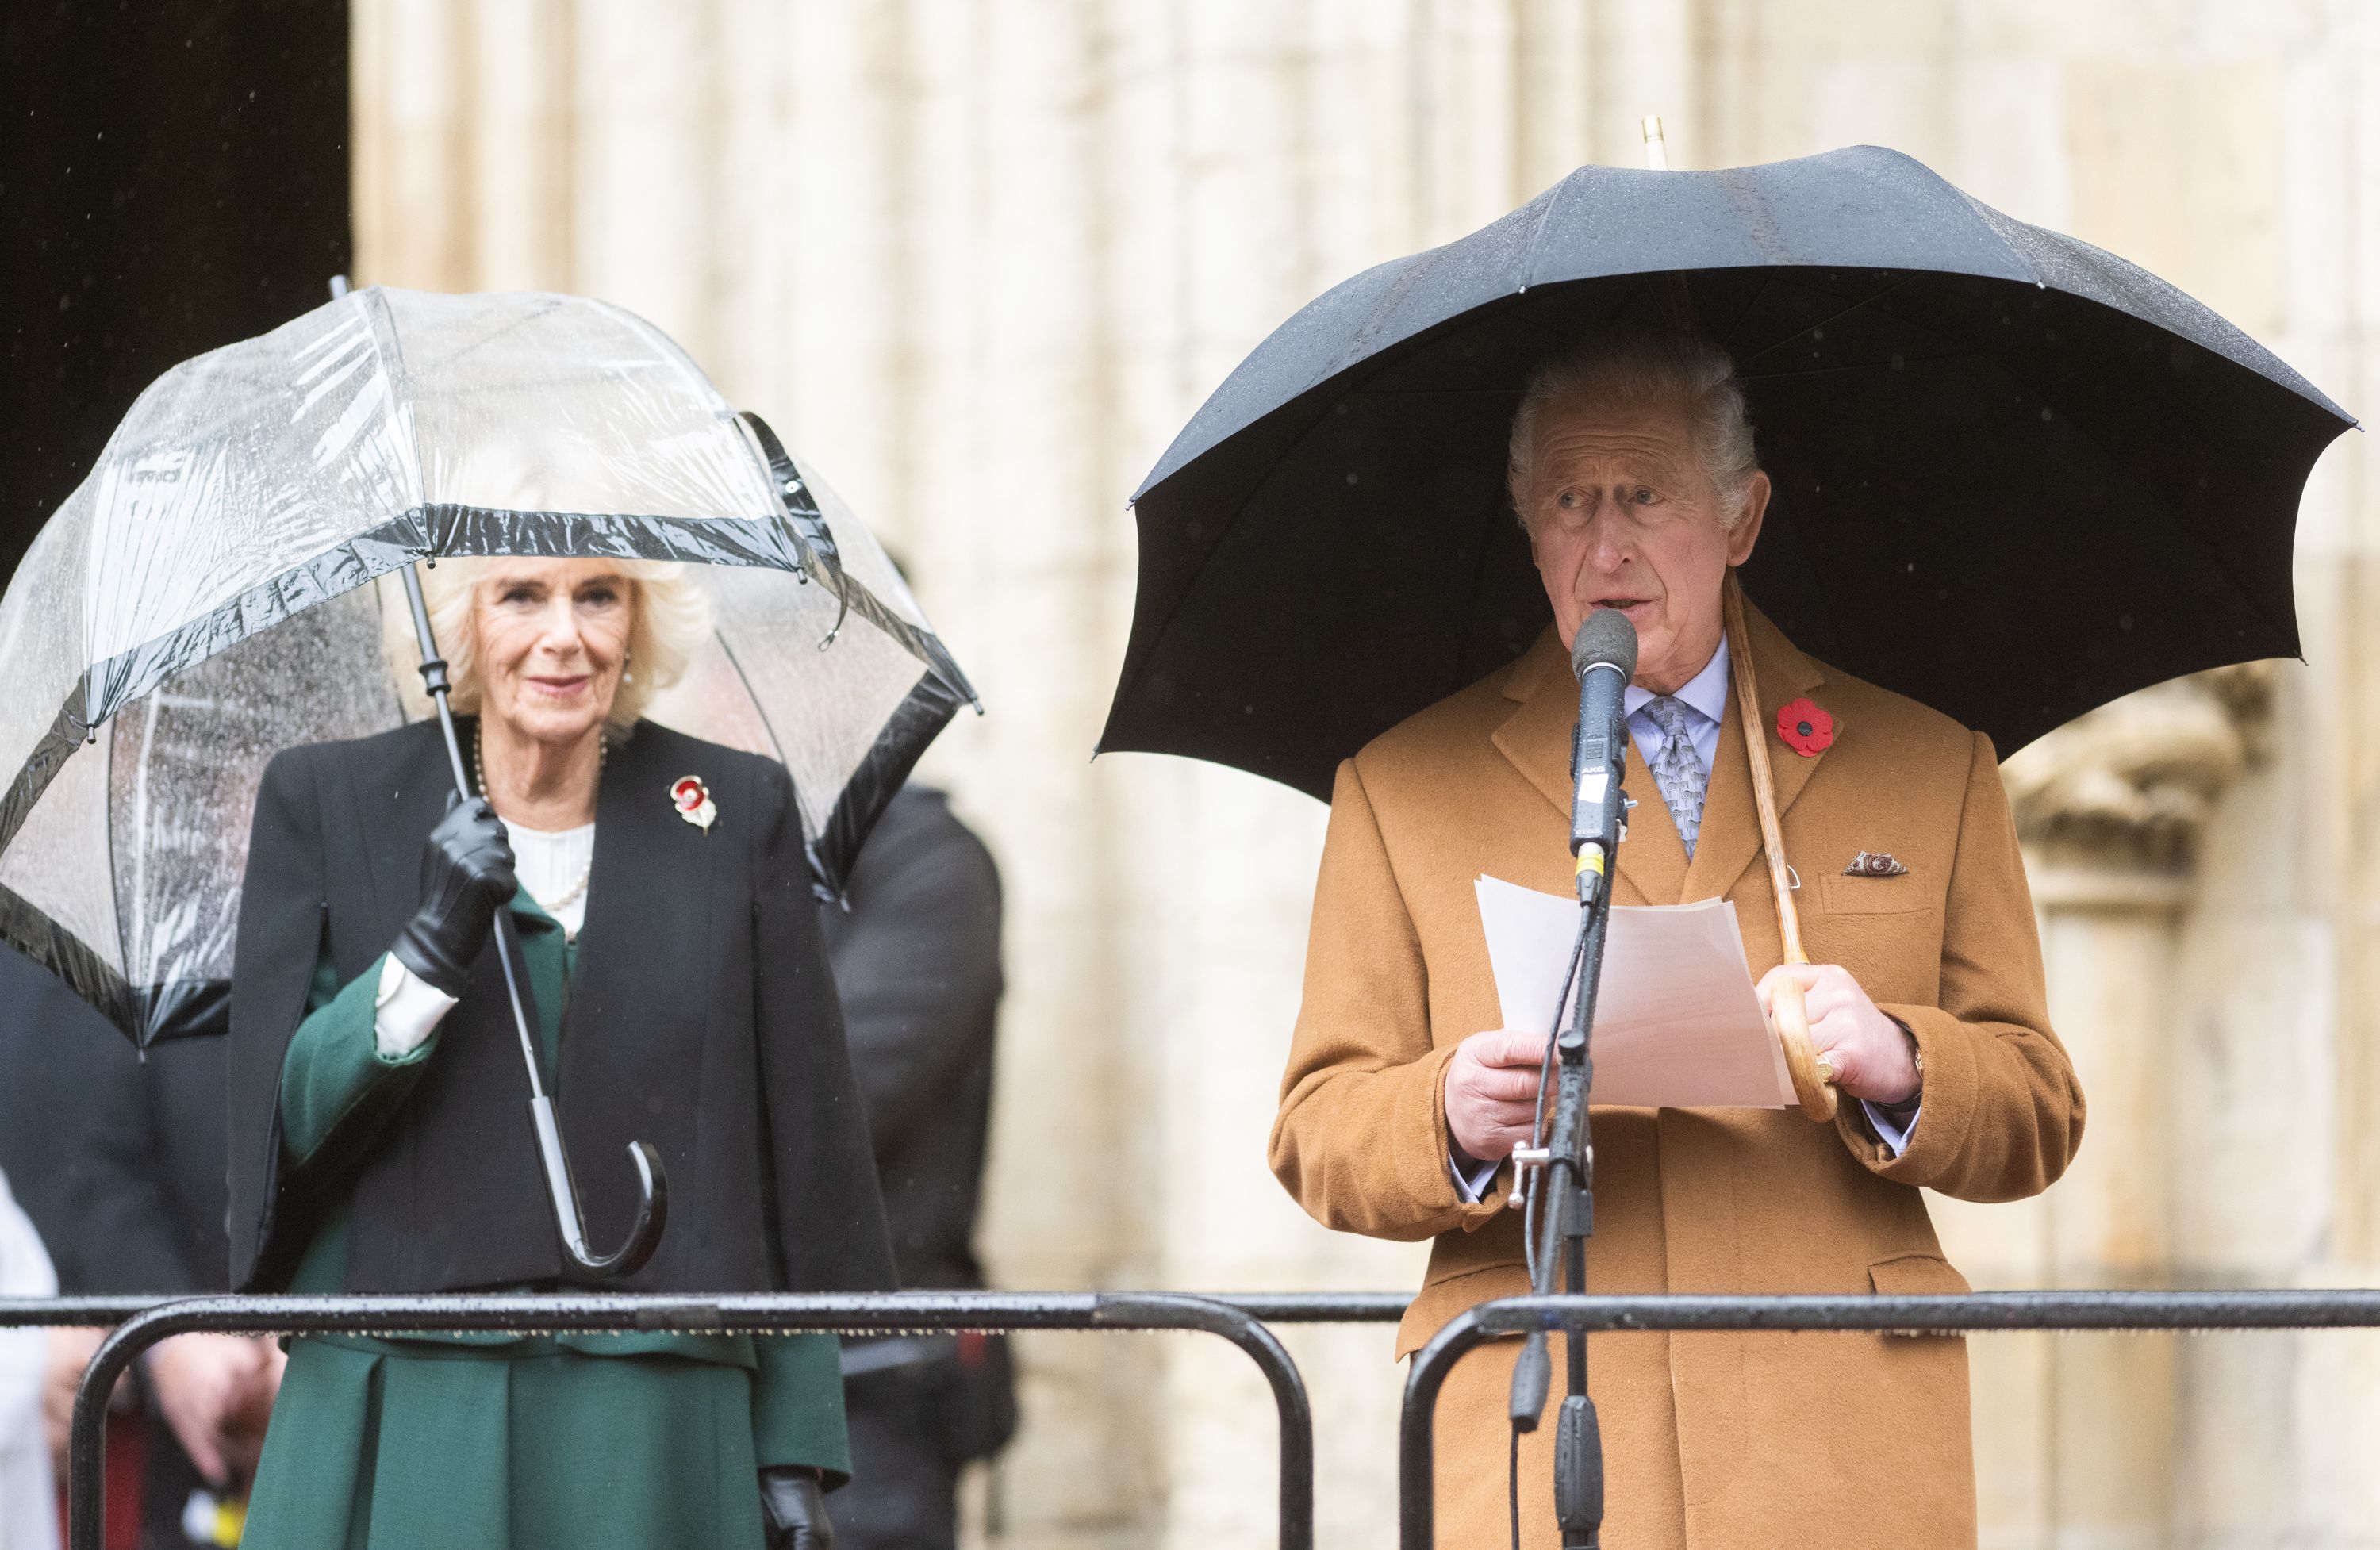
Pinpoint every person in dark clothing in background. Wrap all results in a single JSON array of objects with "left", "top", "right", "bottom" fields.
[
  {"left": 820, "top": 785, "right": 1013, "bottom": 1550},
  {"left": 0, "top": 945, "right": 278, "bottom": 1549},
  {"left": 0, "top": 946, "right": 114, "bottom": 1281}
]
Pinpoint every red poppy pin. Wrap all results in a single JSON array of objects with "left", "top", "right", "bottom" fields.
[
  {"left": 1776, "top": 697, "right": 1834, "bottom": 757},
  {"left": 670, "top": 775, "right": 718, "bottom": 833}
]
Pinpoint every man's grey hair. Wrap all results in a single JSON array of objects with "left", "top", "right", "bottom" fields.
[{"left": 1506, "top": 325, "right": 1760, "bottom": 528}]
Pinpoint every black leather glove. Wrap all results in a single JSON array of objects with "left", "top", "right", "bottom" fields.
[
  {"left": 759, "top": 1467, "right": 835, "bottom": 1550},
  {"left": 389, "top": 796, "right": 516, "bottom": 996}
]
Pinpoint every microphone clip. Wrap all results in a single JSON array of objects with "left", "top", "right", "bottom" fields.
[{"left": 1506, "top": 1143, "right": 1551, "bottom": 1209}]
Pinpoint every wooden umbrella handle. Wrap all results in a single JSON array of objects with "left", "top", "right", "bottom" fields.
[
  {"left": 1722, "top": 575, "right": 1838, "bottom": 1122},
  {"left": 1768, "top": 974, "right": 1837, "bottom": 1122}
]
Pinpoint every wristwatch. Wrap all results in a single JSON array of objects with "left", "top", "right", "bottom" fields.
[{"left": 1878, "top": 1014, "right": 1923, "bottom": 1119}]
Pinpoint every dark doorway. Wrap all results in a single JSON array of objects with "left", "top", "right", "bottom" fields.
[{"left": 0, "top": 0, "right": 351, "bottom": 586}]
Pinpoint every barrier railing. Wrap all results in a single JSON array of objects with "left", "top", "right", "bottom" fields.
[
  {"left": 2, "top": 1290, "right": 1401, "bottom": 1550},
  {"left": 1399, "top": 1290, "right": 2380, "bottom": 1550},
  {"left": 21, "top": 1287, "right": 2379, "bottom": 1550}
]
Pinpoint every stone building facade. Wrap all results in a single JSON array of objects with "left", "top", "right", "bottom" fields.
[{"left": 351, "top": 2, "right": 2378, "bottom": 1544}]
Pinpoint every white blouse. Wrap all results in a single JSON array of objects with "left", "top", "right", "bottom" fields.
[{"left": 512, "top": 820, "right": 595, "bottom": 939}]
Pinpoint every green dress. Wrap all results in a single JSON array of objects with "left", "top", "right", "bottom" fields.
[{"left": 241, "top": 892, "right": 848, "bottom": 1550}]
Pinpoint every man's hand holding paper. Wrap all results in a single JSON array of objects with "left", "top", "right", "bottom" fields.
[
  {"left": 1442, "top": 1029, "right": 1553, "bottom": 1167},
  {"left": 1457, "top": 877, "right": 1927, "bottom": 1172},
  {"left": 1471, "top": 876, "right": 1792, "bottom": 1110}
]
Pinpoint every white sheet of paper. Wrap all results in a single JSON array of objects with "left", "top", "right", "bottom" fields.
[{"left": 1475, "top": 875, "right": 1795, "bottom": 1109}]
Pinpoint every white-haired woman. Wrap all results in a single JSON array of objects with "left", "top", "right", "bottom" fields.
[{"left": 227, "top": 555, "right": 892, "bottom": 1550}]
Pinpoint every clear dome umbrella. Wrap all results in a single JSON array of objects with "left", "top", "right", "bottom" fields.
[{"left": 0, "top": 284, "right": 976, "bottom": 1274}]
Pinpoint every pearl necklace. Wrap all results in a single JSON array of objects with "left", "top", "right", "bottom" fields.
[{"left": 475, "top": 723, "right": 603, "bottom": 921}]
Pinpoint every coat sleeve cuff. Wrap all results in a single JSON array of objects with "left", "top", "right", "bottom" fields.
[
  {"left": 281, "top": 953, "right": 436, "bottom": 1172},
  {"left": 751, "top": 1333, "right": 853, "bottom": 1487},
  {"left": 1835, "top": 1003, "right": 1976, "bottom": 1184},
  {"left": 1420, "top": 1043, "right": 1508, "bottom": 1233}
]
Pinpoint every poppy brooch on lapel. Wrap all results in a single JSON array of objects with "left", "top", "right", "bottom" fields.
[
  {"left": 670, "top": 775, "right": 718, "bottom": 833},
  {"left": 1776, "top": 697, "right": 1834, "bottom": 757}
]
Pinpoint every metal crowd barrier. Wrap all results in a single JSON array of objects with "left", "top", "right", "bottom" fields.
[
  {"left": 3, "top": 1289, "right": 1407, "bottom": 1550},
  {"left": 1399, "top": 1290, "right": 2380, "bottom": 1550},
  {"left": 16, "top": 1287, "right": 2380, "bottom": 1550}
]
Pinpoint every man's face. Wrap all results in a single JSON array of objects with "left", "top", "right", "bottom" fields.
[{"left": 1518, "top": 397, "right": 1768, "bottom": 694}]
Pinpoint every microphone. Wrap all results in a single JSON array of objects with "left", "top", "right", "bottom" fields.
[{"left": 1568, "top": 610, "right": 1638, "bottom": 905}]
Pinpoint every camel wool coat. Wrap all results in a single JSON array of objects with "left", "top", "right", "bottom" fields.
[{"left": 1269, "top": 601, "right": 2085, "bottom": 1549}]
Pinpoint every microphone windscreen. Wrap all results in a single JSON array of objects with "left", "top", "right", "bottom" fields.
[{"left": 1571, "top": 608, "right": 1640, "bottom": 681}]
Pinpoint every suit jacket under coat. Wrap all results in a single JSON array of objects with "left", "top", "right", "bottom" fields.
[
  {"left": 1269, "top": 603, "right": 2086, "bottom": 1548},
  {"left": 228, "top": 716, "right": 896, "bottom": 1297}
]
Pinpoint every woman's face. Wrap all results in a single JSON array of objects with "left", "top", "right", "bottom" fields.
[{"left": 472, "top": 558, "right": 635, "bottom": 746}]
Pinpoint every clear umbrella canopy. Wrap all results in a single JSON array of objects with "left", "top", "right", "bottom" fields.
[{"left": 0, "top": 286, "right": 973, "bottom": 1046}]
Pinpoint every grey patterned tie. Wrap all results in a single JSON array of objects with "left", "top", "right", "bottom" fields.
[{"left": 1643, "top": 696, "right": 1708, "bottom": 858}]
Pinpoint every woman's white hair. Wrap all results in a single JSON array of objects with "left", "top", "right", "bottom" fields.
[
  {"left": 1506, "top": 324, "right": 1760, "bottom": 528},
  {"left": 382, "top": 556, "right": 713, "bottom": 734}
]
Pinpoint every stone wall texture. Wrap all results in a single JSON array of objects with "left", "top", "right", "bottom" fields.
[{"left": 351, "top": 3, "right": 2380, "bottom": 1544}]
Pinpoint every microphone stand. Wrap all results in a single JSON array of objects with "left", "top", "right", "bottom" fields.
[
  {"left": 1513, "top": 881, "right": 1614, "bottom": 1547},
  {"left": 1510, "top": 726, "right": 1626, "bottom": 1548}
]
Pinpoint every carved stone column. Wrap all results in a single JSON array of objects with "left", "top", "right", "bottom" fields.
[{"left": 1931, "top": 669, "right": 2270, "bottom": 1548}]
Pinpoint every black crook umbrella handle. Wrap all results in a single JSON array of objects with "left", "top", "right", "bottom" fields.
[
  {"left": 399, "top": 562, "right": 668, "bottom": 1280},
  {"left": 530, "top": 1096, "right": 668, "bottom": 1277}
]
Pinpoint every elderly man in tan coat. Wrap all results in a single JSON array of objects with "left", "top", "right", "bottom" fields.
[{"left": 1269, "top": 325, "right": 2086, "bottom": 1548}]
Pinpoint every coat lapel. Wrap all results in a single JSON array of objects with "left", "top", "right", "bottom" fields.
[
  {"left": 1486, "top": 601, "right": 1834, "bottom": 909},
  {"left": 1488, "top": 628, "right": 1576, "bottom": 827},
  {"left": 1615, "top": 765, "right": 1691, "bottom": 908},
  {"left": 1490, "top": 626, "right": 1688, "bottom": 908},
  {"left": 1677, "top": 597, "right": 1832, "bottom": 904},
  {"left": 1678, "top": 693, "right": 1756, "bottom": 905},
  {"left": 567, "top": 723, "right": 718, "bottom": 1045},
  {"left": 556, "top": 721, "right": 723, "bottom": 1259},
  {"left": 341, "top": 719, "right": 468, "bottom": 976}
]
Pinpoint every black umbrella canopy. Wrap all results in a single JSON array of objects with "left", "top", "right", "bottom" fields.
[{"left": 1101, "top": 145, "right": 2355, "bottom": 800}]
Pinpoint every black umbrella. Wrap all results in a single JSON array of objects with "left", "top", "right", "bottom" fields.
[{"left": 1099, "top": 144, "right": 2355, "bottom": 794}]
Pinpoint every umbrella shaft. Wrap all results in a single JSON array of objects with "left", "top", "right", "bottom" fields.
[
  {"left": 399, "top": 564, "right": 550, "bottom": 1099},
  {"left": 393, "top": 562, "right": 666, "bottom": 1279}
]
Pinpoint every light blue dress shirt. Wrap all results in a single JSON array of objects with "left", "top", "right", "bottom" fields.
[{"left": 1624, "top": 632, "right": 1731, "bottom": 781}]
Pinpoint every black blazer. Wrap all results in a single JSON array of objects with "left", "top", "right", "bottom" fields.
[{"left": 227, "top": 716, "right": 895, "bottom": 1295}]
